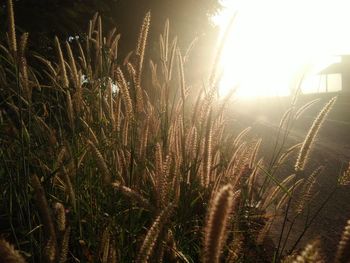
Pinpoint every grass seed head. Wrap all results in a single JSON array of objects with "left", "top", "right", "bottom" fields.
[
  {"left": 0, "top": 239, "right": 26, "bottom": 263},
  {"left": 295, "top": 97, "right": 337, "bottom": 172},
  {"left": 335, "top": 219, "right": 350, "bottom": 263},
  {"left": 136, "top": 204, "right": 173, "bottom": 263},
  {"left": 203, "top": 185, "right": 238, "bottom": 263}
]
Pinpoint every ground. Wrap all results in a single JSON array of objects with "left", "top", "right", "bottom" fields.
[{"left": 228, "top": 92, "right": 350, "bottom": 261}]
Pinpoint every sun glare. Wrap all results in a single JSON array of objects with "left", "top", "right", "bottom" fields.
[{"left": 214, "top": 0, "right": 350, "bottom": 98}]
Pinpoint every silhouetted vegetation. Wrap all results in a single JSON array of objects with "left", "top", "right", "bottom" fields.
[{"left": 0, "top": 1, "right": 349, "bottom": 262}]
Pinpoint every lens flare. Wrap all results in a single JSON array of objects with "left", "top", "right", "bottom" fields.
[{"left": 213, "top": 0, "right": 350, "bottom": 98}]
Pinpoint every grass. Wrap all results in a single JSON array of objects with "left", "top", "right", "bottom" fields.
[{"left": 0, "top": 0, "right": 349, "bottom": 262}]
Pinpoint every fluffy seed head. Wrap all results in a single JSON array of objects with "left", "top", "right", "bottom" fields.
[
  {"left": 203, "top": 185, "right": 239, "bottom": 263},
  {"left": 295, "top": 97, "right": 336, "bottom": 172},
  {"left": 136, "top": 204, "right": 173, "bottom": 263},
  {"left": 335, "top": 219, "right": 350, "bottom": 263},
  {"left": 0, "top": 239, "right": 26, "bottom": 263},
  {"left": 294, "top": 240, "right": 324, "bottom": 263},
  {"left": 54, "top": 202, "right": 66, "bottom": 232},
  {"left": 7, "top": 0, "right": 17, "bottom": 55}
]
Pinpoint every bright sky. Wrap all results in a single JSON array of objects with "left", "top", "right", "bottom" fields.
[{"left": 213, "top": 0, "right": 350, "bottom": 98}]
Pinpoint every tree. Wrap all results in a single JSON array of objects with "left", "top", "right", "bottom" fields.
[
  {"left": 0, "top": 0, "right": 222, "bottom": 84},
  {"left": 0, "top": 0, "right": 221, "bottom": 57}
]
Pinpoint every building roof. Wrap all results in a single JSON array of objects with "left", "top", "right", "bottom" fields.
[{"left": 319, "top": 55, "right": 350, "bottom": 74}]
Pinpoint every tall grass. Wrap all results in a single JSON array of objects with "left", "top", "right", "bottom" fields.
[{"left": 0, "top": 0, "right": 346, "bottom": 262}]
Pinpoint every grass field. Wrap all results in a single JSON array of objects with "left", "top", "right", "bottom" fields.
[{"left": 0, "top": 1, "right": 350, "bottom": 262}]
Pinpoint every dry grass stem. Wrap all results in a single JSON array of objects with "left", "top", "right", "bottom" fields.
[
  {"left": 276, "top": 179, "right": 303, "bottom": 210},
  {"left": 233, "top": 127, "right": 251, "bottom": 149},
  {"left": 61, "top": 167, "right": 77, "bottom": 212},
  {"left": 116, "top": 67, "right": 134, "bottom": 120},
  {"left": 176, "top": 49, "right": 186, "bottom": 102},
  {"left": 31, "top": 174, "right": 58, "bottom": 257},
  {"left": 55, "top": 37, "right": 69, "bottom": 87},
  {"left": 202, "top": 113, "right": 213, "bottom": 187},
  {"left": 263, "top": 174, "right": 296, "bottom": 208},
  {"left": 88, "top": 140, "right": 111, "bottom": 184},
  {"left": 279, "top": 107, "right": 293, "bottom": 130},
  {"left": 100, "top": 227, "right": 110, "bottom": 263},
  {"left": 275, "top": 143, "right": 302, "bottom": 168},
  {"left": 295, "top": 98, "right": 321, "bottom": 120}
]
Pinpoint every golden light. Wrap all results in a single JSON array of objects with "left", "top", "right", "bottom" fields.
[{"left": 213, "top": 0, "right": 350, "bottom": 98}]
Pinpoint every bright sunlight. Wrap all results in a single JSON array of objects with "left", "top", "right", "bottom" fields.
[{"left": 213, "top": 0, "right": 350, "bottom": 98}]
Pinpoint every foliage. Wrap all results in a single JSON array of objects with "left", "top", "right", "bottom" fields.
[
  {"left": 0, "top": 0, "right": 221, "bottom": 64},
  {"left": 0, "top": 1, "right": 347, "bottom": 262}
]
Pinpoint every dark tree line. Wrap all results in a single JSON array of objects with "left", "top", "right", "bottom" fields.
[{"left": 0, "top": 0, "right": 222, "bottom": 66}]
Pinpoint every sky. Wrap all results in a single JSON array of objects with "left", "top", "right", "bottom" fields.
[{"left": 213, "top": 0, "right": 350, "bottom": 98}]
